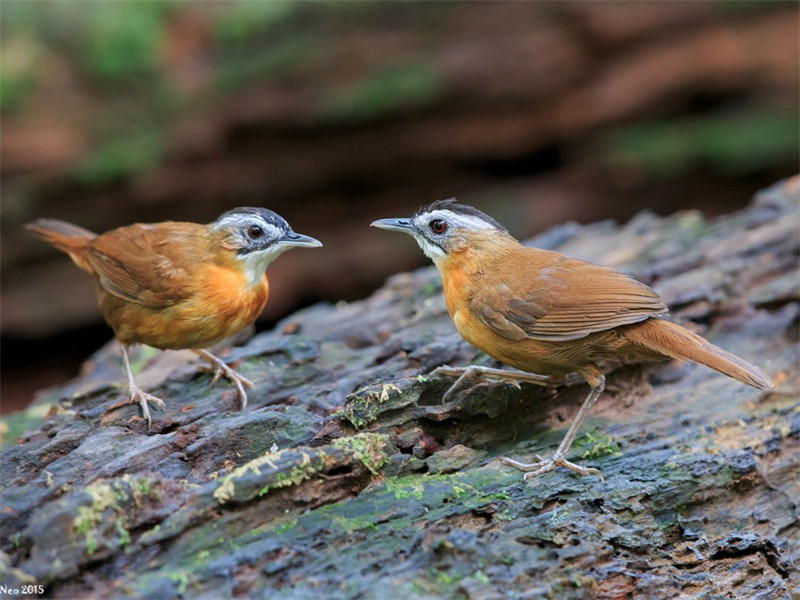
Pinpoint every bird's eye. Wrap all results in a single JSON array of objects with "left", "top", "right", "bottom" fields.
[
  {"left": 430, "top": 219, "right": 447, "bottom": 234},
  {"left": 247, "top": 225, "right": 264, "bottom": 239}
]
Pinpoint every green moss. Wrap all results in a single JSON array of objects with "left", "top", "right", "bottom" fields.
[
  {"left": 382, "top": 471, "right": 513, "bottom": 514},
  {"left": 214, "top": 434, "right": 391, "bottom": 504},
  {"left": 385, "top": 476, "right": 426, "bottom": 500},
  {"left": 434, "top": 568, "right": 459, "bottom": 586},
  {"left": 332, "top": 514, "right": 379, "bottom": 533},
  {"left": 136, "top": 477, "right": 152, "bottom": 497},
  {"left": 419, "top": 566, "right": 495, "bottom": 594},
  {"left": 115, "top": 520, "right": 131, "bottom": 547},
  {"left": 214, "top": 447, "right": 297, "bottom": 503},
  {"left": 167, "top": 571, "right": 190, "bottom": 596},
  {"left": 272, "top": 517, "right": 298, "bottom": 535},
  {"left": 340, "top": 382, "right": 405, "bottom": 429},
  {"left": 549, "top": 508, "right": 569, "bottom": 524},
  {"left": 493, "top": 509, "right": 514, "bottom": 522},
  {"left": 576, "top": 431, "right": 622, "bottom": 460},
  {"left": 74, "top": 506, "right": 98, "bottom": 555},
  {"left": 331, "top": 433, "right": 392, "bottom": 475},
  {"left": 257, "top": 462, "right": 314, "bottom": 497},
  {"left": 0, "top": 403, "right": 53, "bottom": 450},
  {"left": 71, "top": 475, "right": 157, "bottom": 555},
  {"left": 474, "top": 571, "right": 491, "bottom": 585}
]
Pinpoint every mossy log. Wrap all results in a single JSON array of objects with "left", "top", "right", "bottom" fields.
[{"left": 1, "top": 178, "right": 798, "bottom": 599}]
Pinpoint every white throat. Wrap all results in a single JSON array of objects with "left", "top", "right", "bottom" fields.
[
  {"left": 415, "top": 236, "right": 447, "bottom": 269},
  {"left": 240, "top": 246, "right": 286, "bottom": 288}
]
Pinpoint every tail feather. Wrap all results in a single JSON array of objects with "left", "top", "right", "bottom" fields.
[
  {"left": 627, "top": 318, "right": 773, "bottom": 390},
  {"left": 26, "top": 218, "right": 97, "bottom": 273}
]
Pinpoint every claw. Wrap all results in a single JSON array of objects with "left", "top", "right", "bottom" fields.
[
  {"left": 118, "top": 344, "right": 166, "bottom": 428},
  {"left": 434, "top": 364, "right": 549, "bottom": 404},
  {"left": 128, "top": 386, "right": 166, "bottom": 428},
  {"left": 499, "top": 454, "right": 604, "bottom": 480},
  {"left": 500, "top": 376, "right": 608, "bottom": 482},
  {"left": 195, "top": 350, "right": 254, "bottom": 410}
]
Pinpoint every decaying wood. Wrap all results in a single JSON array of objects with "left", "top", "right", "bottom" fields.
[{"left": 1, "top": 178, "right": 798, "bottom": 599}]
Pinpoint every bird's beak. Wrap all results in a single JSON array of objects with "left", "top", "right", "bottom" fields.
[
  {"left": 370, "top": 218, "right": 415, "bottom": 234},
  {"left": 280, "top": 232, "right": 322, "bottom": 248}
]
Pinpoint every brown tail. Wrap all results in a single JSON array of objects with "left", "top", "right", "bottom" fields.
[
  {"left": 26, "top": 219, "right": 97, "bottom": 273},
  {"left": 626, "top": 318, "right": 772, "bottom": 390}
]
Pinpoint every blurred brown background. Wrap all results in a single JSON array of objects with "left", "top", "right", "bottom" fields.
[{"left": 2, "top": 1, "right": 798, "bottom": 414}]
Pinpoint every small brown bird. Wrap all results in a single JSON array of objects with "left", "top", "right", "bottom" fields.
[
  {"left": 27, "top": 208, "right": 321, "bottom": 426},
  {"left": 372, "top": 199, "right": 772, "bottom": 479}
]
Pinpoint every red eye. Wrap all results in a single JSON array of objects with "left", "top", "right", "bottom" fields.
[{"left": 430, "top": 219, "right": 447, "bottom": 234}]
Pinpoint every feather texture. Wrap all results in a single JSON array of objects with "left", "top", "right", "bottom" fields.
[{"left": 470, "top": 248, "right": 667, "bottom": 342}]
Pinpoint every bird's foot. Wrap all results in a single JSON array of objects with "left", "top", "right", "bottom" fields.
[
  {"left": 196, "top": 350, "right": 254, "bottom": 409},
  {"left": 499, "top": 453, "right": 604, "bottom": 481},
  {"left": 125, "top": 385, "right": 166, "bottom": 428},
  {"left": 433, "top": 365, "right": 549, "bottom": 403}
]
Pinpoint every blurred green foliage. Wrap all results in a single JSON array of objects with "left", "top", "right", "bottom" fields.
[
  {"left": 1, "top": 0, "right": 796, "bottom": 187},
  {"left": 603, "top": 109, "right": 799, "bottom": 177},
  {"left": 319, "top": 62, "right": 442, "bottom": 123},
  {"left": 214, "top": 34, "right": 318, "bottom": 92},
  {"left": 213, "top": 1, "right": 320, "bottom": 90},
  {"left": 0, "top": 34, "right": 41, "bottom": 112},
  {"left": 76, "top": 129, "right": 165, "bottom": 186},
  {"left": 1, "top": 1, "right": 169, "bottom": 93},
  {"left": 214, "top": 1, "right": 299, "bottom": 42},
  {"left": 1, "top": 0, "right": 447, "bottom": 183},
  {"left": 80, "top": 3, "right": 167, "bottom": 86}
]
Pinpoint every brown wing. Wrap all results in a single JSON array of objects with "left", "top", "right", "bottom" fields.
[
  {"left": 86, "top": 222, "right": 202, "bottom": 308},
  {"left": 471, "top": 250, "right": 667, "bottom": 342}
]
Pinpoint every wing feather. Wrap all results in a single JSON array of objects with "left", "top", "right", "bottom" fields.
[
  {"left": 471, "top": 249, "right": 667, "bottom": 342},
  {"left": 87, "top": 223, "right": 198, "bottom": 308}
]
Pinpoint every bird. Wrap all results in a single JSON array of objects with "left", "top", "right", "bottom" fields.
[
  {"left": 371, "top": 199, "right": 772, "bottom": 480},
  {"left": 26, "top": 207, "right": 322, "bottom": 426}
]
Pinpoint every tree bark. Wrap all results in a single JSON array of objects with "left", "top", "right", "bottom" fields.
[{"left": 1, "top": 177, "right": 798, "bottom": 599}]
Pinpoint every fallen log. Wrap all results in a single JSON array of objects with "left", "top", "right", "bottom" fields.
[{"left": 1, "top": 177, "right": 798, "bottom": 598}]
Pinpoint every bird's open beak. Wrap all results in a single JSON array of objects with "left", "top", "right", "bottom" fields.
[
  {"left": 280, "top": 232, "right": 322, "bottom": 248},
  {"left": 370, "top": 218, "right": 415, "bottom": 233}
]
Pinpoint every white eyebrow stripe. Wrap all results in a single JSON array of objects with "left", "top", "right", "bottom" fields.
[
  {"left": 212, "top": 214, "right": 282, "bottom": 236},
  {"left": 416, "top": 209, "right": 496, "bottom": 231},
  {"left": 213, "top": 214, "right": 263, "bottom": 230}
]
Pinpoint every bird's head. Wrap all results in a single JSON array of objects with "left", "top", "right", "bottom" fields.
[
  {"left": 371, "top": 199, "right": 512, "bottom": 267},
  {"left": 212, "top": 207, "right": 321, "bottom": 284}
]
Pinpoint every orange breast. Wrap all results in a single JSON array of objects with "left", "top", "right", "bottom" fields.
[
  {"left": 103, "top": 264, "right": 270, "bottom": 350},
  {"left": 440, "top": 250, "right": 557, "bottom": 375},
  {"left": 442, "top": 254, "right": 488, "bottom": 350},
  {"left": 195, "top": 264, "right": 270, "bottom": 340}
]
